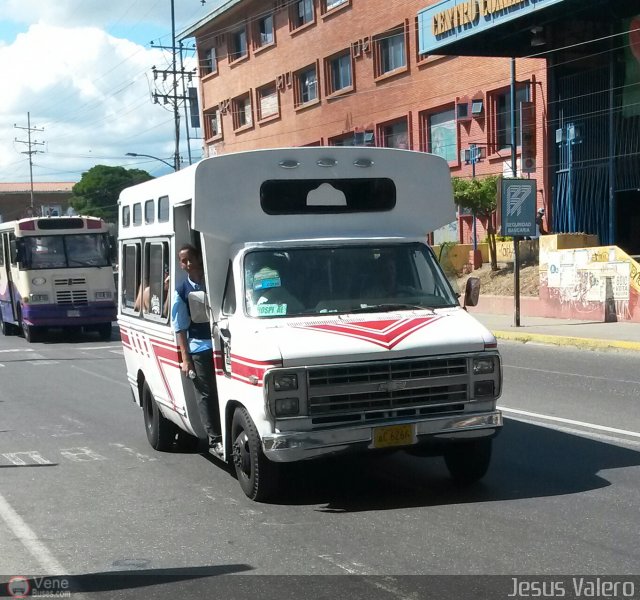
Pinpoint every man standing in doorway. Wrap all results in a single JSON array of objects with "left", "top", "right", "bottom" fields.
[{"left": 171, "top": 244, "right": 222, "bottom": 455}]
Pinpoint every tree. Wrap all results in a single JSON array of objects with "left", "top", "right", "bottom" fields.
[
  {"left": 70, "top": 165, "right": 153, "bottom": 223},
  {"left": 452, "top": 175, "right": 500, "bottom": 271}
]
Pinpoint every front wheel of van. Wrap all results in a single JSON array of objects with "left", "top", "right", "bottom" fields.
[
  {"left": 231, "top": 407, "right": 278, "bottom": 502},
  {"left": 443, "top": 438, "right": 492, "bottom": 485},
  {"left": 142, "top": 382, "right": 176, "bottom": 451}
]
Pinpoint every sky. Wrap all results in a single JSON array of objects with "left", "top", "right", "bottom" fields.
[{"left": 0, "top": 0, "right": 213, "bottom": 183}]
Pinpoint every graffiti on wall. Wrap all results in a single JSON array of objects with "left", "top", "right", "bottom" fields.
[{"left": 545, "top": 247, "right": 631, "bottom": 318}]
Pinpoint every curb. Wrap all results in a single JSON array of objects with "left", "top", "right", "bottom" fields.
[{"left": 492, "top": 330, "right": 640, "bottom": 353}]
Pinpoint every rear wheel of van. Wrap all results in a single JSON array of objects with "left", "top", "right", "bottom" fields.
[
  {"left": 142, "top": 382, "right": 176, "bottom": 451},
  {"left": 443, "top": 438, "right": 492, "bottom": 485},
  {"left": 231, "top": 407, "right": 278, "bottom": 502}
]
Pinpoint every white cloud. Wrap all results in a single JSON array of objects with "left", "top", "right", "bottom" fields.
[{"left": 0, "top": 1, "right": 205, "bottom": 183}]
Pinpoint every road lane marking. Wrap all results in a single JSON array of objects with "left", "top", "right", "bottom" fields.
[
  {"left": 109, "top": 443, "right": 157, "bottom": 462},
  {"left": 318, "top": 553, "right": 368, "bottom": 574},
  {"left": 69, "top": 364, "right": 129, "bottom": 387},
  {"left": 0, "top": 349, "right": 35, "bottom": 353},
  {"left": 2, "top": 451, "right": 53, "bottom": 466},
  {"left": 59, "top": 447, "right": 107, "bottom": 462},
  {"left": 504, "top": 363, "right": 640, "bottom": 385},
  {"left": 0, "top": 493, "right": 66, "bottom": 575},
  {"left": 500, "top": 406, "right": 640, "bottom": 439}
]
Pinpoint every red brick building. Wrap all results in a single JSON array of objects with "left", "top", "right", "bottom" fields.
[
  {"left": 0, "top": 182, "right": 74, "bottom": 223},
  {"left": 182, "top": 0, "right": 549, "bottom": 243}
]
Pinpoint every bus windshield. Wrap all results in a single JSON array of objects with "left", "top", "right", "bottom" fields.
[
  {"left": 21, "top": 233, "right": 111, "bottom": 269},
  {"left": 243, "top": 243, "right": 459, "bottom": 318}
]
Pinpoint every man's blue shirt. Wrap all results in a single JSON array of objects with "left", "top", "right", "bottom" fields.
[{"left": 171, "top": 276, "right": 213, "bottom": 354}]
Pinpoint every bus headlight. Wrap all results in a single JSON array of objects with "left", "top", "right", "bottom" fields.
[
  {"left": 29, "top": 293, "right": 49, "bottom": 303},
  {"left": 95, "top": 290, "right": 113, "bottom": 300},
  {"left": 273, "top": 373, "right": 298, "bottom": 391}
]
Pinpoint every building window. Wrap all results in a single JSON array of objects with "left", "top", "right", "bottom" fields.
[
  {"left": 326, "top": 51, "right": 352, "bottom": 96},
  {"left": 492, "top": 85, "right": 529, "bottom": 151},
  {"left": 321, "top": 0, "right": 349, "bottom": 14},
  {"left": 255, "top": 14, "right": 274, "bottom": 49},
  {"left": 380, "top": 119, "right": 409, "bottom": 149},
  {"left": 374, "top": 26, "right": 406, "bottom": 78},
  {"left": 232, "top": 93, "right": 253, "bottom": 130},
  {"left": 258, "top": 83, "right": 279, "bottom": 121},
  {"left": 295, "top": 64, "right": 318, "bottom": 107},
  {"left": 291, "top": 0, "right": 314, "bottom": 30},
  {"left": 201, "top": 47, "right": 217, "bottom": 76},
  {"left": 426, "top": 107, "right": 457, "bottom": 163},
  {"left": 229, "top": 27, "right": 248, "bottom": 62},
  {"left": 328, "top": 133, "right": 354, "bottom": 146},
  {"left": 204, "top": 107, "right": 222, "bottom": 140}
]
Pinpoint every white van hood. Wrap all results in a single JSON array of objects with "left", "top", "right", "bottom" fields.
[{"left": 248, "top": 309, "right": 496, "bottom": 366}]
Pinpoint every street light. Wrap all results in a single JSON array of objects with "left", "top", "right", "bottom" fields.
[{"left": 125, "top": 152, "right": 175, "bottom": 170}]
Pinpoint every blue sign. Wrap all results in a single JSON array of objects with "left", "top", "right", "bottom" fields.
[
  {"left": 501, "top": 178, "right": 537, "bottom": 237},
  {"left": 418, "top": 0, "right": 566, "bottom": 55}
]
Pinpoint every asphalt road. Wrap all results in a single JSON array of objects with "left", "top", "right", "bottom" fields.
[{"left": 0, "top": 329, "right": 639, "bottom": 598}]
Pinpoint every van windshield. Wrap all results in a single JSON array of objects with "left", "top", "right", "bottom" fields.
[
  {"left": 243, "top": 243, "right": 458, "bottom": 318},
  {"left": 20, "top": 233, "right": 111, "bottom": 269}
]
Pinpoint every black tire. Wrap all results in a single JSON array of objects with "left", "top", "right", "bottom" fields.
[
  {"left": 444, "top": 438, "right": 493, "bottom": 485},
  {"left": 0, "top": 313, "right": 16, "bottom": 336},
  {"left": 97, "top": 323, "right": 112, "bottom": 341},
  {"left": 22, "top": 322, "right": 40, "bottom": 343},
  {"left": 142, "top": 382, "right": 177, "bottom": 451},
  {"left": 231, "top": 407, "right": 278, "bottom": 502}
]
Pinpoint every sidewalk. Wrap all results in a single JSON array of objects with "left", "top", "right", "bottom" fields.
[{"left": 472, "top": 312, "right": 640, "bottom": 352}]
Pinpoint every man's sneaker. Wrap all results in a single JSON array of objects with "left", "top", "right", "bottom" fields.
[{"left": 210, "top": 442, "right": 224, "bottom": 457}]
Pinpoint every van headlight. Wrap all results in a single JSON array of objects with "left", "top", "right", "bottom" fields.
[
  {"left": 473, "top": 357, "right": 495, "bottom": 375},
  {"left": 273, "top": 373, "right": 298, "bottom": 391},
  {"left": 275, "top": 398, "right": 299, "bottom": 417}
]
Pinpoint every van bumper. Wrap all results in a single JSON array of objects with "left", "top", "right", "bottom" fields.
[{"left": 262, "top": 410, "right": 502, "bottom": 462}]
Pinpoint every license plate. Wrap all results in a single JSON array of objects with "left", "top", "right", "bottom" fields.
[
  {"left": 373, "top": 424, "right": 415, "bottom": 449},
  {"left": 67, "top": 310, "right": 81, "bottom": 317}
]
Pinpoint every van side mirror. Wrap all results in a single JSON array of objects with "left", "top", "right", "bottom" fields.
[
  {"left": 463, "top": 277, "right": 480, "bottom": 308},
  {"left": 187, "top": 290, "right": 210, "bottom": 323}
]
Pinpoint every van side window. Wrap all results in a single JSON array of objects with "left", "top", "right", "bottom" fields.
[
  {"left": 133, "top": 203, "right": 142, "bottom": 226},
  {"left": 222, "top": 261, "right": 236, "bottom": 315},
  {"left": 122, "top": 206, "right": 131, "bottom": 227},
  {"left": 158, "top": 196, "right": 169, "bottom": 222},
  {"left": 122, "top": 243, "right": 141, "bottom": 310},
  {"left": 144, "top": 200, "right": 155, "bottom": 224},
  {"left": 142, "top": 241, "right": 170, "bottom": 320}
]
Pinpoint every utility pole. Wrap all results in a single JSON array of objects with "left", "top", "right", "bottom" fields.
[
  {"left": 14, "top": 112, "right": 45, "bottom": 211},
  {"left": 171, "top": 0, "right": 180, "bottom": 171}
]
